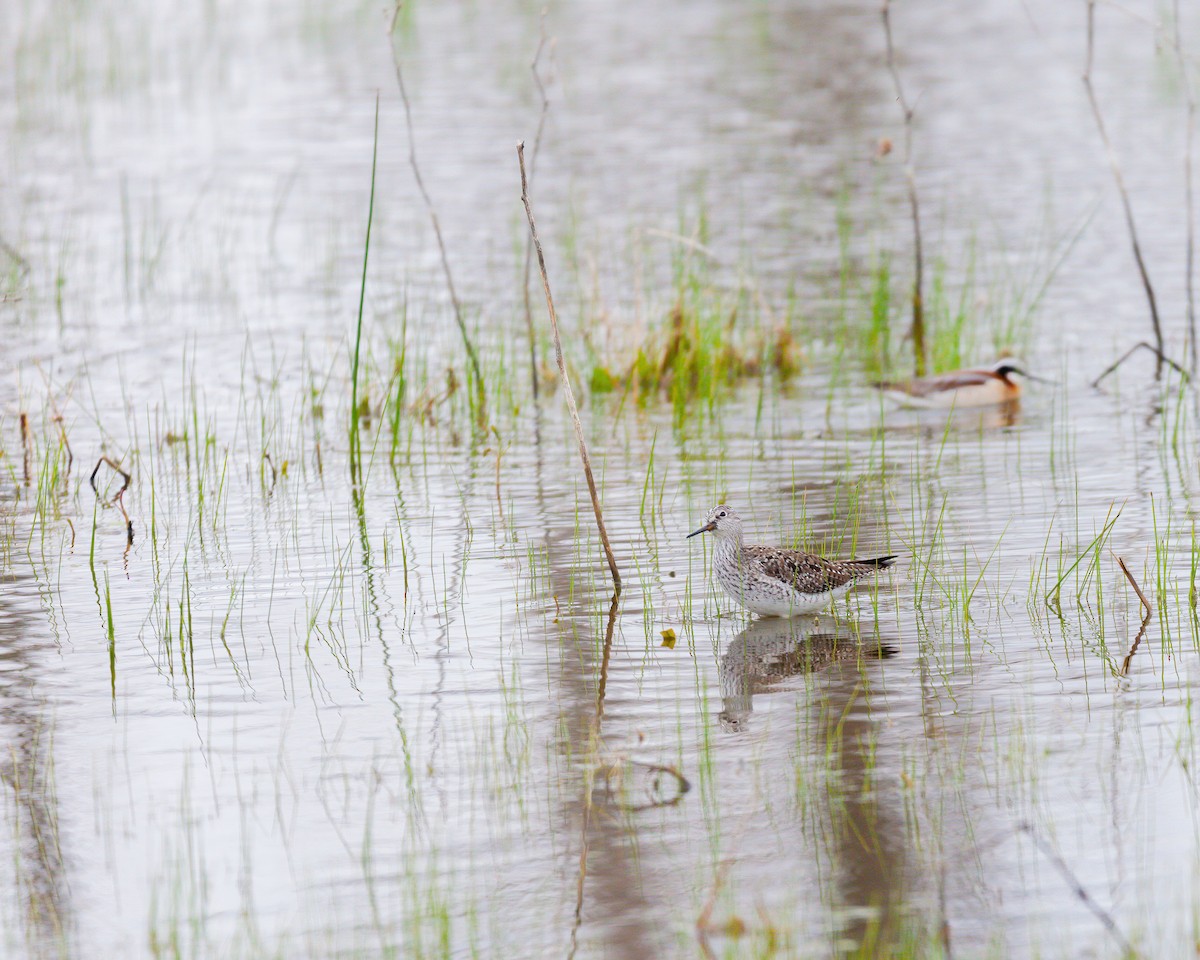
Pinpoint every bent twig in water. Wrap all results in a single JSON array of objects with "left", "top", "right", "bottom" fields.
[{"left": 517, "top": 142, "right": 621, "bottom": 593}]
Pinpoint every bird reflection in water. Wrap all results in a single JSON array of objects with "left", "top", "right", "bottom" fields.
[{"left": 718, "top": 615, "right": 897, "bottom": 732}]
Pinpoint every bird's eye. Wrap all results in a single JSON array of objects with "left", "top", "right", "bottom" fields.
[{"left": 718, "top": 511, "right": 726, "bottom": 518}]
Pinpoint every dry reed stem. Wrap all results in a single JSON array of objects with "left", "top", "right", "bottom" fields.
[
  {"left": 601, "top": 761, "right": 689, "bottom": 812},
  {"left": 491, "top": 426, "right": 505, "bottom": 523},
  {"left": 262, "top": 452, "right": 278, "bottom": 494},
  {"left": 1116, "top": 555, "right": 1152, "bottom": 674},
  {"left": 1090, "top": 340, "right": 1190, "bottom": 388},
  {"left": 521, "top": 18, "right": 553, "bottom": 400},
  {"left": 52, "top": 415, "right": 72, "bottom": 478},
  {"left": 1120, "top": 617, "right": 1150, "bottom": 675},
  {"left": 388, "top": 4, "right": 487, "bottom": 425},
  {"left": 1084, "top": 0, "right": 1166, "bottom": 379},
  {"left": 1116, "top": 555, "right": 1152, "bottom": 618},
  {"left": 881, "top": 0, "right": 927, "bottom": 377},
  {"left": 517, "top": 141, "right": 622, "bottom": 593},
  {"left": 695, "top": 859, "right": 735, "bottom": 952},
  {"left": 1173, "top": 0, "right": 1198, "bottom": 372},
  {"left": 90, "top": 456, "right": 133, "bottom": 545},
  {"left": 568, "top": 591, "right": 620, "bottom": 960},
  {"left": 1017, "top": 822, "right": 1134, "bottom": 955},
  {"left": 937, "top": 865, "right": 954, "bottom": 960},
  {"left": 19, "top": 412, "right": 30, "bottom": 484}
]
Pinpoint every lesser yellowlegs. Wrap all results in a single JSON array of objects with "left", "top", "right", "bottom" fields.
[
  {"left": 687, "top": 504, "right": 895, "bottom": 617},
  {"left": 871, "top": 358, "right": 1037, "bottom": 408}
]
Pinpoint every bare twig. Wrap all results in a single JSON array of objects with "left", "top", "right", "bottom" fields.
[
  {"left": 518, "top": 142, "right": 621, "bottom": 593},
  {"left": 881, "top": 0, "right": 927, "bottom": 376},
  {"left": 938, "top": 863, "right": 954, "bottom": 960},
  {"left": 1174, "top": 0, "right": 1198, "bottom": 372},
  {"left": 1116, "top": 555, "right": 1152, "bottom": 675},
  {"left": 600, "top": 760, "right": 690, "bottom": 812},
  {"left": 521, "top": 16, "right": 554, "bottom": 400},
  {"left": 89, "top": 456, "right": 130, "bottom": 497},
  {"left": 1120, "top": 617, "right": 1150, "bottom": 675},
  {"left": 1116, "top": 555, "right": 1152, "bottom": 618},
  {"left": 1090, "top": 340, "right": 1191, "bottom": 388},
  {"left": 695, "top": 859, "right": 735, "bottom": 959},
  {"left": 52, "top": 415, "right": 73, "bottom": 479},
  {"left": 263, "top": 452, "right": 278, "bottom": 494},
  {"left": 1018, "top": 822, "right": 1134, "bottom": 956},
  {"left": 90, "top": 456, "right": 134, "bottom": 546},
  {"left": 19, "top": 412, "right": 30, "bottom": 485},
  {"left": 490, "top": 426, "right": 505, "bottom": 523},
  {"left": 568, "top": 591, "right": 620, "bottom": 960},
  {"left": 1084, "top": 0, "right": 1167, "bottom": 379},
  {"left": 388, "top": 5, "right": 487, "bottom": 426}
]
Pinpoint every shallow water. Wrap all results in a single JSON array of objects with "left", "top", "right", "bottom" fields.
[{"left": 3, "top": 0, "right": 1200, "bottom": 957}]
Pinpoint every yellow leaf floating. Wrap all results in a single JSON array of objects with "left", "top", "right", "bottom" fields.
[{"left": 660, "top": 628, "right": 677, "bottom": 649}]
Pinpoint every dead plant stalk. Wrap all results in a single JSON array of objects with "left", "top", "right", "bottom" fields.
[
  {"left": 1173, "top": 0, "right": 1198, "bottom": 372},
  {"left": 388, "top": 5, "right": 487, "bottom": 425},
  {"left": 1083, "top": 0, "right": 1166, "bottom": 379},
  {"left": 522, "top": 23, "right": 553, "bottom": 400},
  {"left": 517, "top": 142, "right": 621, "bottom": 593},
  {"left": 881, "top": 0, "right": 927, "bottom": 377},
  {"left": 1116, "top": 554, "right": 1152, "bottom": 618}
]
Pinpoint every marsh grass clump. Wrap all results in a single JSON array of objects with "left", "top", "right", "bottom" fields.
[
  {"left": 598, "top": 296, "right": 799, "bottom": 415},
  {"left": 570, "top": 203, "right": 800, "bottom": 413}
]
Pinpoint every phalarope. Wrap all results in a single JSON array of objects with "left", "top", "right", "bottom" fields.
[
  {"left": 871, "top": 358, "right": 1034, "bottom": 408},
  {"left": 687, "top": 504, "right": 895, "bottom": 617}
]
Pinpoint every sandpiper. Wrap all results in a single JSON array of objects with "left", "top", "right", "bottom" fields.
[
  {"left": 871, "top": 358, "right": 1036, "bottom": 408},
  {"left": 687, "top": 504, "right": 895, "bottom": 617}
]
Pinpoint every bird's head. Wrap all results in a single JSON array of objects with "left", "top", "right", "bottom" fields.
[{"left": 687, "top": 504, "right": 743, "bottom": 541}]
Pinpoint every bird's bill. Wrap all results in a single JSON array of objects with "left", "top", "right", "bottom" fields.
[
  {"left": 1001, "top": 360, "right": 1055, "bottom": 385},
  {"left": 686, "top": 521, "right": 716, "bottom": 539}
]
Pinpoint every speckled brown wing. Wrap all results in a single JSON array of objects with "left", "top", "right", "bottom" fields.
[{"left": 745, "top": 547, "right": 895, "bottom": 594}]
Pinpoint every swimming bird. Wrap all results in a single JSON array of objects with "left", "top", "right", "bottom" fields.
[
  {"left": 687, "top": 504, "right": 895, "bottom": 617},
  {"left": 871, "top": 358, "right": 1034, "bottom": 408}
]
